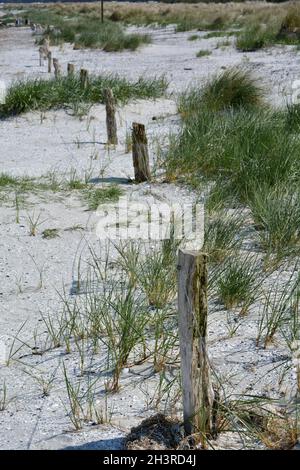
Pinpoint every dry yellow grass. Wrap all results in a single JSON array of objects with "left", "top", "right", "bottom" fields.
[{"left": 6, "top": 2, "right": 297, "bottom": 31}]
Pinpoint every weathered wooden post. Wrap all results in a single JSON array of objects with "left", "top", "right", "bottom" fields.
[
  {"left": 177, "top": 250, "right": 214, "bottom": 442},
  {"left": 47, "top": 51, "right": 52, "bottom": 73},
  {"left": 80, "top": 68, "right": 89, "bottom": 89},
  {"left": 104, "top": 88, "right": 118, "bottom": 146},
  {"left": 67, "top": 63, "right": 75, "bottom": 76},
  {"left": 101, "top": 0, "right": 104, "bottom": 24},
  {"left": 132, "top": 122, "right": 151, "bottom": 183},
  {"left": 53, "top": 58, "right": 61, "bottom": 78}
]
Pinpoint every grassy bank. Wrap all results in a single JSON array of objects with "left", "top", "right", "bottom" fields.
[
  {"left": 12, "top": 2, "right": 300, "bottom": 50},
  {"left": 26, "top": 7, "right": 151, "bottom": 51},
  {"left": 166, "top": 68, "right": 300, "bottom": 260},
  {"left": 0, "top": 74, "right": 167, "bottom": 118}
]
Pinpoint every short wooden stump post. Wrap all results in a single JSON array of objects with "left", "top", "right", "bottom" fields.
[
  {"left": 47, "top": 51, "right": 52, "bottom": 73},
  {"left": 177, "top": 250, "right": 214, "bottom": 443},
  {"left": 67, "top": 63, "right": 75, "bottom": 76},
  {"left": 132, "top": 122, "right": 151, "bottom": 183},
  {"left": 104, "top": 88, "right": 118, "bottom": 146},
  {"left": 80, "top": 68, "right": 89, "bottom": 89},
  {"left": 53, "top": 58, "right": 61, "bottom": 78}
]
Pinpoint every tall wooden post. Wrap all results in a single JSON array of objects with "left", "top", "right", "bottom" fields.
[
  {"left": 132, "top": 122, "right": 151, "bottom": 183},
  {"left": 177, "top": 250, "right": 214, "bottom": 442},
  {"left": 53, "top": 58, "right": 61, "bottom": 78},
  {"left": 104, "top": 88, "right": 118, "bottom": 146},
  {"left": 67, "top": 63, "right": 75, "bottom": 76},
  {"left": 80, "top": 68, "right": 89, "bottom": 89},
  {"left": 101, "top": 0, "right": 104, "bottom": 23},
  {"left": 47, "top": 51, "right": 52, "bottom": 73}
]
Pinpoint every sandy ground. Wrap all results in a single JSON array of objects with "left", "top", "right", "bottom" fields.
[{"left": 0, "top": 20, "right": 299, "bottom": 450}]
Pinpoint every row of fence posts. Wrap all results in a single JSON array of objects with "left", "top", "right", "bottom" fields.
[{"left": 43, "top": 57, "right": 213, "bottom": 440}]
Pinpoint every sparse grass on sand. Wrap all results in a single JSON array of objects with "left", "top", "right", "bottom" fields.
[
  {"left": 196, "top": 49, "right": 211, "bottom": 58},
  {"left": 0, "top": 74, "right": 167, "bottom": 118},
  {"left": 84, "top": 186, "right": 122, "bottom": 211}
]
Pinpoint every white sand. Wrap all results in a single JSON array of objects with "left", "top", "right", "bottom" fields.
[{"left": 0, "top": 20, "right": 298, "bottom": 449}]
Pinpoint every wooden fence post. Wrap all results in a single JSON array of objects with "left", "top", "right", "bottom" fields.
[
  {"left": 80, "top": 68, "right": 89, "bottom": 89},
  {"left": 53, "top": 58, "right": 61, "bottom": 78},
  {"left": 67, "top": 63, "right": 75, "bottom": 76},
  {"left": 177, "top": 249, "right": 214, "bottom": 441},
  {"left": 104, "top": 88, "right": 118, "bottom": 146},
  {"left": 47, "top": 51, "right": 52, "bottom": 73},
  {"left": 132, "top": 122, "right": 151, "bottom": 183}
]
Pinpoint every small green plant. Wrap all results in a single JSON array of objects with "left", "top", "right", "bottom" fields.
[
  {"left": 84, "top": 186, "right": 122, "bottom": 211},
  {"left": 23, "top": 368, "right": 56, "bottom": 397},
  {"left": 26, "top": 211, "right": 46, "bottom": 236},
  {"left": 62, "top": 363, "right": 83, "bottom": 430},
  {"left": 188, "top": 34, "right": 199, "bottom": 41},
  {"left": 42, "top": 228, "right": 60, "bottom": 239},
  {"left": 196, "top": 49, "right": 211, "bottom": 58},
  {"left": 0, "top": 173, "right": 16, "bottom": 187},
  {"left": 67, "top": 169, "right": 87, "bottom": 190}
]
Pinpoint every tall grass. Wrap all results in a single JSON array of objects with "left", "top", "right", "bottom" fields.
[
  {"left": 216, "top": 254, "right": 261, "bottom": 313},
  {"left": 178, "top": 69, "right": 265, "bottom": 116},
  {"left": 27, "top": 8, "right": 151, "bottom": 51},
  {"left": 166, "top": 68, "right": 300, "bottom": 263},
  {"left": 249, "top": 185, "right": 300, "bottom": 259},
  {"left": 0, "top": 74, "right": 167, "bottom": 118},
  {"left": 168, "top": 70, "right": 299, "bottom": 199},
  {"left": 236, "top": 24, "right": 277, "bottom": 52}
]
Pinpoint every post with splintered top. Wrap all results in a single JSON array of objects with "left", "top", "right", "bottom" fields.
[
  {"left": 177, "top": 249, "right": 214, "bottom": 442},
  {"left": 104, "top": 88, "right": 118, "bottom": 146},
  {"left": 80, "top": 68, "right": 89, "bottom": 89},
  {"left": 132, "top": 122, "right": 151, "bottom": 183}
]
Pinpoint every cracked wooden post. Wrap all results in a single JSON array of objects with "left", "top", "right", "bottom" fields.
[
  {"left": 132, "top": 122, "right": 151, "bottom": 183},
  {"left": 67, "top": 63, "right": 75, "bottom": 76},
  {"left": 177, "top": 250, "right": 214, "bottom": 442},
  {"left": 53, "top": 58, "right": 61, "bottom": 78},
  {"left": 80, "top": 68, "right": 89, "bottom": 89},
  {"left": 104, "top": 88, "right": 118, "bottom": 146},
  {"left": 47, "top": 51, "right": 52, "bottom": 73}
]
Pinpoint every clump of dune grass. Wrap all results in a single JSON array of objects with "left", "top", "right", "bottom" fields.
[
  {"left": 169, "top": 84, "right": 299, "bottom": 205},
  {"left": 278, "top": 7, "right": 300, "bottom": 44},
  {"left": 166, "top": 68, "right": 300, "bottom": 267},
  {"left": 188, "top": 34, "right": 199, "bottom": 41},
  {"left": 196, "top": 49, "right": 211, "bottom": 58},
  {"left": 178, "top": 68, "right": 265, "bottom": 116},
  {"left": 204, "top": 211, "right": 244, "bottom": 264},
  {"left": 84, "top": 186, "right": 122, "bottom": 211},
  {"left": 217, "top": 255, "right": 261, "bottom": 313},
  {"left": 74, "top": 24, "right": 151, "bottom": 52},
  {"left": 0, "top": 74, "right": 167, "bottom": 118},
  {"left": 42, "top": 228, "right": 59, "bottom": 239},
  {"left": 257, "top": 268, "right": 299, "bottom": 348},
  {"left": 249, "top": 185, "right": 300, "bottom": 259},
  {"left": 236, "top": 24, "right": 276, "bottom": 52}
]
